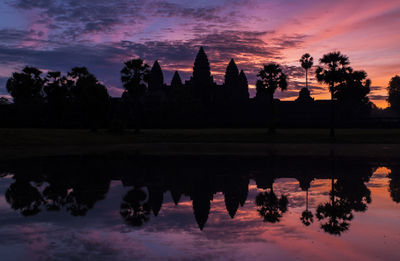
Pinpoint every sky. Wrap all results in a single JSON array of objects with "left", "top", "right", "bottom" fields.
[{"left": 0, "top": 0, "right": 399, "bottom": 107}]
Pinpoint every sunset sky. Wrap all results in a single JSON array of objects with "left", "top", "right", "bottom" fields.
[{"left": 0, "top": 0, "right": 399, "bottom": 107}]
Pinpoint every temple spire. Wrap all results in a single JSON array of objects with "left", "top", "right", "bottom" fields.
[
  {"left": 148, "top": 60, "right": 164, "bottom": 92},
  {"left": 191, "top": 47, "right": 214, "bottom": 103}
]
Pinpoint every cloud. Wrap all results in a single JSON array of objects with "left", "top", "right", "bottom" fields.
[{"left": 2, "top": 0, "right": 398, "bottom": 105}]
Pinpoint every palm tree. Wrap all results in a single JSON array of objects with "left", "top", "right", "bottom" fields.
[
  {"left": 316, "top": 52, "right": 350, "bottom": 138},
  {"left": 120, "top": 59, "right": 150, "bottom": 133},
  {"left": 300, "top": 53, "right": 314, "bottom": 90},
  {"left": 257, "top": 63, "right": 288, "bottom": 134}
]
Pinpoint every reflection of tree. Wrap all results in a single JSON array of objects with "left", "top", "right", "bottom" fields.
[
  {"left": 120, "top": 188, "right": 151, "bottom": 227},
  {"left": 388, "top": 167, "right": 400, "bottom": 203},
  {"left": 335, "top": 178, "right": 371, "bottom": 212},
  {"left": 42, "top": 180, "right": 69, "bottom": 211},
  {"left": 300, "top": 189, "right": 313, "bottom": 226},
  {"left": 298, "top": 175, "right": 314, "bottom": 226},
  {"left": 316, "top": 174, "right": 353, "bottom": 235},
  {"left": 316, "top": 167, "right": 372, "bottom": 235},
  {"left": 255, "top": 189, "right": 288, "bottom": 223},
  {"left": 316, "top": 198, "right": 353, "bottom": 235},
  {"left": 5, "top": 180, "right": 43, "bottom": 216},
  {"left": 65, "top": 178, "right": 110, "bottom": 216}
]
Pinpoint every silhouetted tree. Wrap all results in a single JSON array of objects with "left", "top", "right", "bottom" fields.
[
  {"left": 316, "top": 52, "right": 350, "bottom": 137},
  {"left": 387, "top": 75, "right": 400, "bottom": 115},
  {"left": 335, "top": 68, "right": 372, "bottom": 119},
  {"left": 255, "top": 189, "right": 288, "bottom": 223},
  {"left": 68, "top": 67, "right": 110, "bottom": 132},
  {"left": 6, "top": 66, "right": 44, "bottom": 104},
  {"left": 120, "top": 59, "right": 150, "bottom": 132},
  {"left": 300, "top": 53, "right": 314, "bottom": 90},
  {"left": 191, "top": 47, "right": 214, "bottom": 103},
  {"left": 120, "top": 188, "right": 151, "bottom": 227},
  {"left": 256, "top": 63, "right": 288, "bottom": 134},
  {"left": 43, "top": 71, "right": 72, "bottom": 126}
]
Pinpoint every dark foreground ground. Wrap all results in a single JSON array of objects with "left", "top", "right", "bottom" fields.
[{"left": 1, "top": 128, "right": 400, "bottom": 160}]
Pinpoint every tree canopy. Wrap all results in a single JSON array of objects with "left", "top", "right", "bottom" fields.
[{"left": 388, "top": 75, "right": 400, "bottom": 115}]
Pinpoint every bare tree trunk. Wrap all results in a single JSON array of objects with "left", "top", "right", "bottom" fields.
[
  {"left": 330, "top": 86, "right": 335, "bottom": 138},
  {"left": 330, "top": 150, "right": 335, "bottom": 205},
  {"left": 306, "top": 189, "right": 309, "bottom": 210},
  {"left": 268, "top": 92, "right": 276, "bottom": 135},
  {"left": 306, "top": 69, "right": 308, "bottom": 90},
  {"left": 134, "top": 98, "right": 141, "bottom": 133}
]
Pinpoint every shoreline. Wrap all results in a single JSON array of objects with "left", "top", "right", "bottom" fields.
[{"left": 1, "top": 142, "right": 400, "bottom": 161}]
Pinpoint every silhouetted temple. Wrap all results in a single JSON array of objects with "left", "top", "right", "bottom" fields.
[{"left": 0, "top": 46, "right": 395, "bottom": 129}]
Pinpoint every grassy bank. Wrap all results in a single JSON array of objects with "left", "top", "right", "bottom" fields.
[{"left": 1, "top": 128, "right": 400, "bottom": 160}]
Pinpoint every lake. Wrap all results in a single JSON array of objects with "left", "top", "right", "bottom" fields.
[{"left": 0, "top": 154, "right": 399, "bottom": 260}]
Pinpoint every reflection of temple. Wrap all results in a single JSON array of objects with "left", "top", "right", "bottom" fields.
[{"left": 0, "top": 154, "right": 387, "bottom": 233}]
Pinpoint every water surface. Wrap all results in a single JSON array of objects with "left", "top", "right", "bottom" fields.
[{"left": 0, "top": 155, "right": 399, "bottom": 260}]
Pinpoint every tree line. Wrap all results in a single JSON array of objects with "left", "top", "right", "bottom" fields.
[{"left": 3, "top": 47, "right": 400, "bottom": 134}]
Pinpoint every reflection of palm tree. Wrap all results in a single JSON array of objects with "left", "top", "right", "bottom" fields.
[
  {"left": 300, "top": 189, "right": 313, "bottom": 226},
  {"left": 298, "top": 175, "right": 314, "bottom": 226},
  {"left": 316, "top": 176, "right": 353, "bottom": 235},
  {"left": 120, "top": 188, "right": 151, "bottom": 227},
  {"left": 255, "top": 188, "right": 288, "bottom": 223},
  {"left": 316, "top": 198, "right": 353, "bottom": 235},
  {"left": 5, "top": 180, "right": 43, "bottom": 216}
]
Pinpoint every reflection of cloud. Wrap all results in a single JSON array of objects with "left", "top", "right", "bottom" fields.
[{"left": 0, "top": 168, "right": 398, "bottom": 260}]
